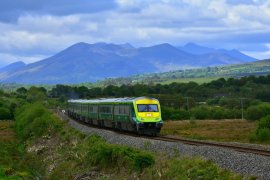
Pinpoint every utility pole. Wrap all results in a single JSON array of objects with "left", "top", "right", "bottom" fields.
[
  {"left": 240, "top": 98, "right": 245, "bottom": 120},
  {"left": 186, "top": 97, "right": 192, "bottom": 119},
  {"left": 186, "top": 97, "right": 189, "bottom": 112}
]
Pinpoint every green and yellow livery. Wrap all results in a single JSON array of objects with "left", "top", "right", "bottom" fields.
[{"left": 67, "top": 97, "right": 163, "bottom": 135}]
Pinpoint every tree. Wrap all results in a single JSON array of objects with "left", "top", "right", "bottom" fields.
[
  {"left": 16, "top": 87, "right": 27, "bottom": 94},
  {"left": 27, "top": 87, "right": 46, "bottom": 102},
  {"left": 0, "top": 107, "right": 12, "bottom": 120}
]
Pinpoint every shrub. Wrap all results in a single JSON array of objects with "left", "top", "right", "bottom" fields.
[
  {"left": 246, "top": 106, "right": 265, "bottom": 121},
  {"left": 248, "top": 132, "right": 257, "bottom": 142},
  {"left": 190, "top": 106, "right": 210, "bottom": 120},
  {"left": 163, "top": 158, "right": 239, "bottom": 179},
  {"left": 161, "top": 107, "right": 189, "bottom": 120},
  {"left": 211, "top": 107, "right": 225, "bottom": 119},
  {"left": 0, "top": 142, "right": 44, "bottom": 179},
  {"left": 0, "top": 107, "right": 12, "bottom": 120},
  {"left": 228, "top": 109, "right": 242, "bottom": 119},
  {"left": 246, "top": 103, "right": 270, "bottom": 121},
  {"left": 170, "top": 109, "right": 190, "bottom": 120},
  {"left": 80, "top": 136, "right": 155, "bottom": 171},
  {"left": 257, "top": 115, "right": 270, "bottom": 132},
  {"left": 251, "top": 115, "right": 270, "bottom": 142},
  {"left": 15, "top": 103, "right": 63, "bottom": 140},
  {"left": 256, "top": 128, "right": 270, "bottom": 142}
]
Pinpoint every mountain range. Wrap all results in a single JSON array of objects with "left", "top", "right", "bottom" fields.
[{"left": 0, "top": 42, "right": 257, "bottom": 84}]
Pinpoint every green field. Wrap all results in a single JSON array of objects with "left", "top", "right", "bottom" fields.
[
  {"left": 82, "top": 59, "right": 270, "bottom": 86},
  {"left": 160, "top": 77, "right": 220, "bottom": 84}
]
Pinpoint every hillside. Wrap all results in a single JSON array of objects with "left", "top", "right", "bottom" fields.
[
  {"left": 179, "top": 43, "right": 256, "bottom": 62},
  {"left": 100, "top": 59, "right": 270, "bottom": 85},
  {"left": 0, "top": 42, "right": 256, "bottom": 84}
]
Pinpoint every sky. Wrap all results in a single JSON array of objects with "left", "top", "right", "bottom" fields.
[{"left": 0, "top": 0, "right": 270, "bottom": 67}]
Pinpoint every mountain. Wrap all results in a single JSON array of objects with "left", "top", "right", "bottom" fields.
[
  {"left": 0, "top": 61, "right": 26, "bottom": 73},
  {"left": 179, "top": 43, "right": 256, "bottom": 62},
  {"left": 0, "top": 61, "right": 26, "bottom": 81},
  {"left": 179, "top": 43, "right": 214, "bottom": 54},
  {"left": 0, "top": 42, "right": 257, "bottom": 84}
]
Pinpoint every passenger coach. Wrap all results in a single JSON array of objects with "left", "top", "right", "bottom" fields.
[{"left": 67, "top": 97, "right": 163, "bottom": 135}]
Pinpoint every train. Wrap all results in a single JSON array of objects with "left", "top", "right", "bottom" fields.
[{"left": 67, "top": 97, "right": 163, "bottom": 135}]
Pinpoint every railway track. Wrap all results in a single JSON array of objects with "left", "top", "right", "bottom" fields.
[
  {"left": 151, "top": 136, "right": 270, "bottom": 157},
  {"left": 56, "top": 110, "right": 270, "bottom": 157}
]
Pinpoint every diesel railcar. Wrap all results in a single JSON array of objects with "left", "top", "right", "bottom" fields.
[{"left": 67, "top": 97, "right": 163, "bottom": 135}]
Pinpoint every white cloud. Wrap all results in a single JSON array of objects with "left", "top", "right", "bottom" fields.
[
  {"left": 0, "top": 0, "right": 270, "bottom": 62},
  {"left": 0, "top": 53, "right": 47, "bottom": 65},
  {"left": 243, "top": 43, "right": 270, "bottom": 59}
]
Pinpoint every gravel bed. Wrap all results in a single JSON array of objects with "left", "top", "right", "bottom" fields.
[
  {"left": 165, "top": 135, "right": 270, "bottom": 151},
  {"left": 58, "top": 113, "right": 270, "bottom": 179}
]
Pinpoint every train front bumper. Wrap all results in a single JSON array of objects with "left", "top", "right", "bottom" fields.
[{"left": 137, "top": 121, "right": 163, "bottom": 129}]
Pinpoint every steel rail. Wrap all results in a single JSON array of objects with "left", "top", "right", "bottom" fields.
[{"left": 150, "top": 136, "right": 270, "bottom": 157}]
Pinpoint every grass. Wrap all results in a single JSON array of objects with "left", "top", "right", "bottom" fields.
[
  {"left": 0, "top": 102, "right": 249, "bottom": 179},
  {"left": 160, "top": 77, "right": 220, "bottom": 85},
  {"left": 161, "top": 119, "right": 257, "bottom": 142},
  {"left": 148, "top": 156, "right": 244, "bottom": 180},
  {"left": 0, "top": 120, "right": 43, "bottom": 179},
  {"left": 13, "top": 102, "right": 246, "bottom": 179}
]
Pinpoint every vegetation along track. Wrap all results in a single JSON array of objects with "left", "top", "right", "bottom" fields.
[{"left": 57, "top": 109, "right": 270, "bottom": 157}]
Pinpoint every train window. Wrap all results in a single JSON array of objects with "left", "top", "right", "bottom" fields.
[
  {"left": 82, "top": 104, "right": 88, "bottom": 113},
  {"left": 124, "top": 106, "right": 130, "bottom": 115},
  {"left": 89, "top": 106, "right": 93, "bottom": 113},
  {"left": 94, "top": 105, "right": 98, "bottom": 113},
  {"left": 149, "top": 105, "right": 158, "bottom": 112},
  {"left": 114, "top": 105, "right": 130, "bottom": 115},
  {"left": 78, "top": 103, "right": 82, "bottom": 113},
  {"left": 114, "top": 105, "right": 129, "bottom": 115},
  {"left": 137, "top": 105, "right": 148, "bottom": 112},
  {"left": 74, "top": 103, "right": 78, "bottom": 113},
  {"left": 88, "top": 105, "right": 98, "bottom": 113},
  {"left": 114, "top": 106, "right": 119, "bottom": 115},
  {"left": 137, "top": 104, "right": 159, "bottom": 112},
  {"left": 119, "top": 106, "right": 123, "bottom": 114},
  {"left": 99, "top": 105, "right": 112, "bottom": 114}
]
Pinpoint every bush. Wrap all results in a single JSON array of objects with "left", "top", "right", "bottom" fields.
[
  {"left": 246, "top": 103, "right": 270, "bottom": 121},
  {"left": 256, "top": 128, "right": 270, "bottom": 142},
  {"left": 189, "top": 106, "right": 242, "bottom": 120},
  {"left": 190, "top": 106, "right": 210, "bottom": 120},
  {"left": 161, "top": 107, "right": 189, "bottom": 120},
  {"left": 15, "top": 103, "right": 63, "bottom": 140},
  {"left": 163, "top": 158, "right": 239, "bottom": 179},
  {"left": 246, "top": 106, "right": 265, "bottom": 121},
  {"left": 0, "top": 107, "right": 12, "bottom": 120},
  {"left": 211, "top": 109, "right": 223, "bottom": 119},
  {"left": 251, "top": 115, "right": 270, "bottom": 142},
  {"left": 80, "top": 136, "right": 155, "bottom": 171},
  {"left": 257, "top": 115, "right": 270, "bottom": 132},
  {"left": 0, "top": 142, "right": 44, "bottom": 179}
]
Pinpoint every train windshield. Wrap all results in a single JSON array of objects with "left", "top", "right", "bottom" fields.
[{"left": 137, "top": 104, "right": 159, "bottom": 112}]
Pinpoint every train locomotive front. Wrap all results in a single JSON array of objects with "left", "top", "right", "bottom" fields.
[
  {"left": 67, "top": 97, "right": 163, "bottom": 135},
  {"left": 133, "top": 97, "right": 163, "bottom": 135}
]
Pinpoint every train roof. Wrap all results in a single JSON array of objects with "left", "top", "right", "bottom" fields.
[{"left": 68, "top": 97, "right": 158, "bottom": 104}]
